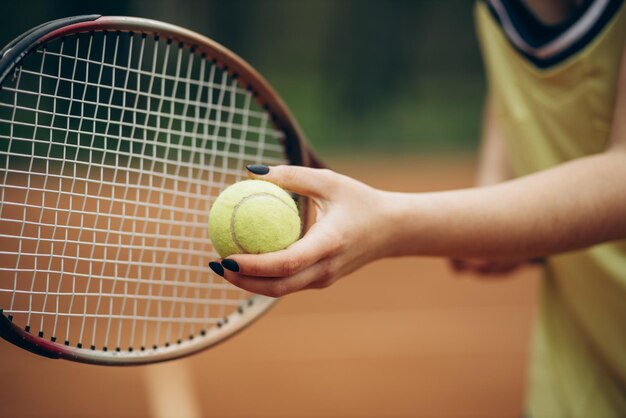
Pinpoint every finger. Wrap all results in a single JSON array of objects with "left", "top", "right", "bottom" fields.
[
  {"left": 220, "top": 222, "right": 336, "bottom": 278},
  {"left": 449, "top": 258, "right": 468, "bottom": 272},
  {"left": 528, "top": 257, "right": 546, "bottom": 265},
  {"left": 221, "top": 258, "right": 334, "bottom": 298},
  {"left": 450, "top": 258, "right": 487, "bottom": 273},
  {"left": 474, "top": 261, "right": 522, "bottom": 276},
  {"left": 246, "top": 164, "right": 334, "bottom": 198},
  {"left": 477, "top": 264, "right": 518, "bottom": 275}
]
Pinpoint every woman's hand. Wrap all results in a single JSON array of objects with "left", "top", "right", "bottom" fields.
[
  {"left": 209, "top": 165, "right": 392, "bottom": 297},
  {"left": 449, "top": 257, "right": 543, "bottom": 278}
]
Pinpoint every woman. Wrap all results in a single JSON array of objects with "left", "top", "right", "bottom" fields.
[{"left": 210, "top": 0, "right": 626, "bottom": 416}]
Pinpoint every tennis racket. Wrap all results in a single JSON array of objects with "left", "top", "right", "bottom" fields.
[{"left": 0, "top": 15, "right": 323, "bottom": 365}]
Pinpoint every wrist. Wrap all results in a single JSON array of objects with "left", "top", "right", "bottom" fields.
[{"left": 377, "top": 190, "right": 434, "bottom": 258}]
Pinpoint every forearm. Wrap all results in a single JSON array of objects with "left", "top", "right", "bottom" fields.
[
  {"left": 385, "top": 151, "right": 626, "bottom": 259},
  {"left": 475, "top": 95, "right": 512, "bottom": 186}
]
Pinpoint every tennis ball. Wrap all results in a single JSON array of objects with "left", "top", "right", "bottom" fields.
[{"left": 208, "top": 180, "right": 301, "bottom": 258}]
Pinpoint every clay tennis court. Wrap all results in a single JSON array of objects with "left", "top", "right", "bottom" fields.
[{"left": 0, "top": 156, "right": 540, "bottom": 417}]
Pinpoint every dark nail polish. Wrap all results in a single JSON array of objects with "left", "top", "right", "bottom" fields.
[
  {"left": 222, "top": 259, "right": 240, "bottom": 272},
  {"left": 209, "top": 261, "right": 224, "bottom": 277},
  {"left": 246, "top": 164, "right": 270, "bottom": 175}
]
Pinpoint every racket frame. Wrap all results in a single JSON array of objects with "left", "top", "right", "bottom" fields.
[{"left": 0, "top": 15, "right": 320, "bottom": 365}]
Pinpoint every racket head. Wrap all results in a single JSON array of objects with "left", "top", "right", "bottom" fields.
[{"left": 0, "top": 15, "right": 320, "bottom": 365}]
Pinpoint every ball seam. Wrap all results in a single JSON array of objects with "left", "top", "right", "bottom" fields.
[{"left": 229, "top": 192, "right": 299, "bottom": 254}]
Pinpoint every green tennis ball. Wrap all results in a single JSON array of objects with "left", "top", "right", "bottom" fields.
[{"left": 208, "top": 179, "right": 301, "bottom": 258}]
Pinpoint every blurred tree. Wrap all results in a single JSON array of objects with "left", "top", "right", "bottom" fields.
[
  {"left": 322, "top": 1, "right": 423, "bottom": 116},
  {"left": 0, "top": 0, "right": 485, "bottom": 154}
]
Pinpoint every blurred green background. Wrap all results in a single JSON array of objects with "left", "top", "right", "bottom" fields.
[{"left": 1, "top": 0, "right": 485, "bottom": 155}]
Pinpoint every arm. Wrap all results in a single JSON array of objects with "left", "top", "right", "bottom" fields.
[
  {"left": 387, "top": 149, "right": 626, "bottom": 260},
  {"left": 449, "top": 93, "right": 531, "bottom": 275},
  {"left": 475, "top": 94, "right": 512, "bottom": 187},
  {"left": 215, "top": 47, "right": 626, "bottom": 297},
  {"left": 390, "top": 39, "right": 626, "bottom": 258}
]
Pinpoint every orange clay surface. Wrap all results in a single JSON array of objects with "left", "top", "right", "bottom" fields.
[{"left": 0, "top": 155, "right": 540, "bottom": 418}]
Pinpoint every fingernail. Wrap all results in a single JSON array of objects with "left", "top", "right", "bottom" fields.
[
  {"left": 209, "top": 261, "right": 224, "bottom": 276},
  {"left": 221, "top": 259, "right": 240, "bottom": 272},
  {"left": 246, "top": 164, "right": 269, "bottom": 175}
]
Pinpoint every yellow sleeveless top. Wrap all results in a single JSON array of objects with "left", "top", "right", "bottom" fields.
[{"left": 475, "top": 1, "right": 626, "bottom": 417}]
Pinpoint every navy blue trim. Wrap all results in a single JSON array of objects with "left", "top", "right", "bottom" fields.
[
  {"left": 483, "top": 0, "right": 625, "bottom": 68},
  {"left": 0, "top": 15, "right": 101, "bottom": 85},
  {"left": 501, "top": 0, "right": 595, "bottom": 48}
]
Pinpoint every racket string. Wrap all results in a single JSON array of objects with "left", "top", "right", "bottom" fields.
[
  {"left": 0, "top": 30, "right": 287, "bottom": 351},
  {"left": 0, "top": 90, "right": 283, "bottom": 146},
  {"left": 4, "top": 310, "right": 226, "bottom": 324},
  {"left": 172, "top": 50, "right": 208, "bottom": 344},
  {"left": 161, "top": 42, "right": 188, "bottom": 348}
]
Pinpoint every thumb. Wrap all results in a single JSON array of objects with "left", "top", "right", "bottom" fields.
[{"left": 246, "top": 164, "right": 333, "bottom": 198}]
